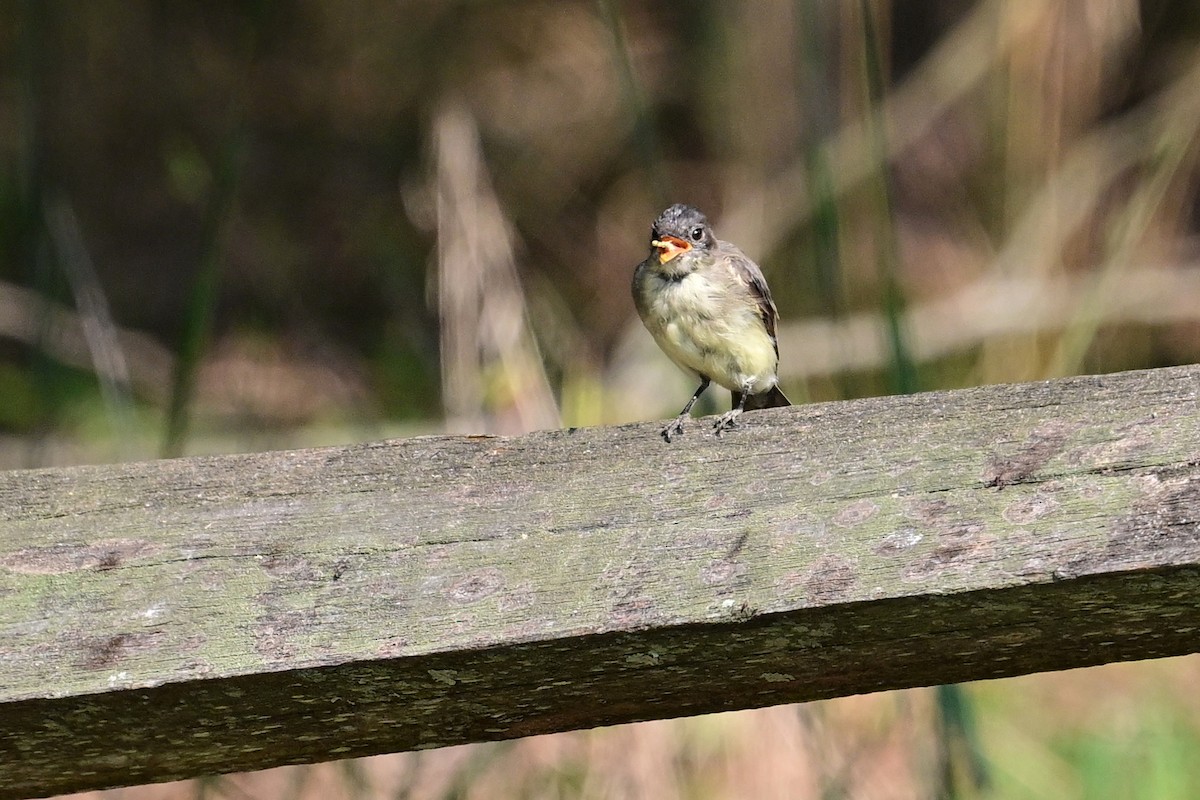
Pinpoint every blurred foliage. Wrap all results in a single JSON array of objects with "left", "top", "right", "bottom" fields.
[
  {"left": 4, "top": 0, "right": 1200, "bottom": 797},
  {"left": 3, "top": 0, "right": 1196, "bottom": 454}
]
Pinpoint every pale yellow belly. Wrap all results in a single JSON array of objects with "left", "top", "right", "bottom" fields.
[{"left": 636, "top": 271, "right": 778, "bottom": 394}]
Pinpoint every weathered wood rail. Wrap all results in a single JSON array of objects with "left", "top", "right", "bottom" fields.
[{"left": 4, "top": 366, "right": 1200, "bottom": 798}]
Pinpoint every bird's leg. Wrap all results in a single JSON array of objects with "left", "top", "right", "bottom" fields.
[
  {"left": 662, "top": 377, "right": 710, "bottom": 442},
  {"left": 713, "top": 385, "right": 750, "bottom": 436}
]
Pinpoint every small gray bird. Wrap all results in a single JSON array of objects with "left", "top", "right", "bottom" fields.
[{"left": 632, "top": 203, "right": 790, "bottom": 442}]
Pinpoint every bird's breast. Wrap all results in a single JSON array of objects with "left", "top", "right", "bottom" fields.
[
  {"left": 643, "top": 270, "right": 718, "bottom": 322},
  {"left": 633, "top": 267, "right": 778, "bottom": 394}
]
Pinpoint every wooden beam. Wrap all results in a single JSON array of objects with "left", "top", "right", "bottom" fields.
[{"left": 3, "top": 366, "right": 1200, "bottom": 798}]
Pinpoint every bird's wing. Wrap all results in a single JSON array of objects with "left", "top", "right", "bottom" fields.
[{"left": 720, "top": 242, "right": 780, "bottom": 356}]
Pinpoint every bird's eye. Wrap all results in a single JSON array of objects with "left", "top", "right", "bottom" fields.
[{"left": 689, "top": 226, "right": 704, "bottom": 242}]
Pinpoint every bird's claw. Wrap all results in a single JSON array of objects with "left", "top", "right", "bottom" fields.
[
  {"left": 713, "top": 410, "right": 741, "bottom": 436},
  {"left": 661, "top": 416, "right": 688, "bottom": 442}
]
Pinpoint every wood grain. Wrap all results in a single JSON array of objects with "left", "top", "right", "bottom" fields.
[{"left": 3, "top": 366, "right": 1200, "bottom": 798}]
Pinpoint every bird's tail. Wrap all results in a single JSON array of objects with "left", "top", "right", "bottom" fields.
[{"left": 735, "top": 385, "right": 791, "bottom": 412}]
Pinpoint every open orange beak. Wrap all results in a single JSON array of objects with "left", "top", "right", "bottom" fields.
[{"left": 652, "top": 235, "right": 692, "bottom": 264}]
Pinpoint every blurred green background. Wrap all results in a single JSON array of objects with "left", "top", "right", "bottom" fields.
[{"left": 5, "top": 0, "right": 1200, "bottom": 798}]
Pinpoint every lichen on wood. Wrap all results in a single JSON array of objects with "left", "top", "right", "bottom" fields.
[{"left": 3, "top": 366, "right": 1200, "bottom": 798}]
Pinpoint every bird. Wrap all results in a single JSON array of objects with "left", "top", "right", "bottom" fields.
[{"left": 632, "top": 203, "right": 790, "bottom": 442}]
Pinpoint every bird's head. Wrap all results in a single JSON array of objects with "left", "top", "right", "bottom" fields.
[{"left": 649, "top": 203, "right": 716, "bottom": 268}]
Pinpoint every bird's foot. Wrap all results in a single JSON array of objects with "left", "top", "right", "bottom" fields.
[
  {"left": 661, "top": 415, "right": 688, "bottom": 442},
  {"left": 713, "top": 409, "right": 742, "bottom": 436}
]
